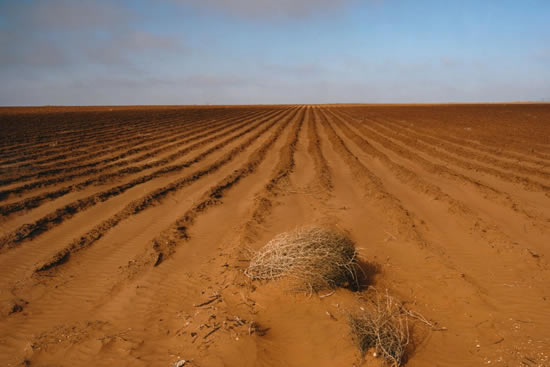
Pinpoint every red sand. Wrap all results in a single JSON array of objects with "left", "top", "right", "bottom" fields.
[{"left": 0, "top": 104, "right": 549, "bottom": 366}]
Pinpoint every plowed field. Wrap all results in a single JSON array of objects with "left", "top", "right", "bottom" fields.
[{"left": 1, "top": 104, "right": 549, "bottom": 366}]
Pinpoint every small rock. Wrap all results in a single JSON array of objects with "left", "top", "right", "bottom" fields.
[
  {"left": 10, "top": 303, "right": 24, "bottom": 314},
  {"left": 174, "top": 360, "right": 186, "bottom": 367}
]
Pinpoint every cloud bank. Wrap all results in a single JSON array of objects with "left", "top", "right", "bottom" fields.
[
  {"left": 0, "top": 1, "right": 183, "bottom": 72},
  {"left": 1, "top": 0, "right": 549, "bottom": 105}
]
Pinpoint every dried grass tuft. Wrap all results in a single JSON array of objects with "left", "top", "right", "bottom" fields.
[
  {"left": 244, "top": 226, "right": 359, "bottom": 292},
  {"left": 349, "top": 289, "right": 410, "bottom": 366}
]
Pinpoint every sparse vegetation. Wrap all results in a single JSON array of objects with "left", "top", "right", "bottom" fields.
[
  {"left": 245, "top": 226, "right": 360, "bottom": 292},
  {"left": 3, "top": 105, "right": 548, "bottom": 366},
  {"left": 349, "top": 289, "right": 410, "bottom": 367}
]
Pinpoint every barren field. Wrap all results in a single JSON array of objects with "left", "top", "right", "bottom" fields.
[{"left": 0, "top": 104, "right": 549, "bottom": 367}]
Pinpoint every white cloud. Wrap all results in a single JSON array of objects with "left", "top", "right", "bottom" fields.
[{"left": 0, "top": 2, "right": 183, "bottom": 71}]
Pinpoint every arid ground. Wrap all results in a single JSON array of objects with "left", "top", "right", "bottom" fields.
[{"left": 0, "top": 104, "right": 549, "bottom": 367}]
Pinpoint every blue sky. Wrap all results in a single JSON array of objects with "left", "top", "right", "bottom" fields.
[{"left": 1, "top": 0, "right": 549, "bottom": 105}]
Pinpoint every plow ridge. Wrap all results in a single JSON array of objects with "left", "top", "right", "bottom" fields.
[
  {"left": 342, "top": 107, "right": 550, "bottom": 164},
  {"left": 329, "top": 109, "right": 549, "bottom": 226},
  {"left": 1, "top": 105, "right": 549, "bottom": 367},
  {"left": 35, "top": 108, "right": 298, "bottom": 273},
  {"left": 0, "top": 108, "right": 248, "bottom": 160},
  {"left": 0, "top": 112, "right": 190, "bottom": 164},
  {"left": 148, "top": 107, "right": 304, "bottom": 265},
  {"left": 327, "top": 110, "right": 534, "bottom": 258},
  {"left": 338, "top": 111, "right": 550, "bottom": 196},
  {"left": 0, "top": 109, "right": 287, "bottom": 250},
  {"left": 0, "top": 109, "right": 282, "bottom": 214},
  {"left": 243, "top": 107, "right": 309, "bottom": 240},
  {"left": 354, "top": 112, "right": 550, "bottom": 183},
  {"left": 0, "top": 109, "right": 263, "bottom": 186},
  {"left": 308, "top": 108, "right": 333, "bottom": 192},
  {"left": 318, "top": 108, "right": 427, "bottom": 246},
  {"left": 370, "top": 114, "right": 550, "bottom": 174}
]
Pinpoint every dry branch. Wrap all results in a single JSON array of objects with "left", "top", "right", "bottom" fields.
[{"left": 193, "top": 293, "right": 221, "bottom": 307}]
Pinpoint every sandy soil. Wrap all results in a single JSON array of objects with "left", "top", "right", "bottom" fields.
[{"left": 0, "top": 104, "right": 549, "bottom": 367}]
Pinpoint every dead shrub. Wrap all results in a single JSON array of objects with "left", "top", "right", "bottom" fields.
[
  {"left": 244, "top": 226, "right": 359, "bottom": 292},
  {"left": 349, "top": 289, "right": 410, "bottom": 366}
]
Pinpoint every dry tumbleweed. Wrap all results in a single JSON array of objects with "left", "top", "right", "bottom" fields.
[
  {"left": 349, "top": 289, "right": 410, "bottom": 366},
  {"left": 245, "top": 226, "right": 360, "bottom": 292}
]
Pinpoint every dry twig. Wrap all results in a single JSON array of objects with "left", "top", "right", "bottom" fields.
[
  {"left": 203, "top": 326, "right": 221, "bottom": 339},
  {"left": 193, "top": 293, "right": 221, "bottom": 307},
  {"left": 403, "top": 309, "right": 447, "bottom": 331}
]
